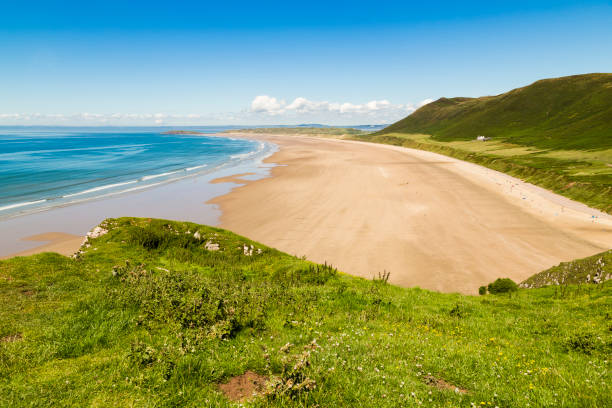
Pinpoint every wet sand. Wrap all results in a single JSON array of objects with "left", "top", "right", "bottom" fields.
[{"left": 211, "top": 133, "right": 612, "bottom": 294}]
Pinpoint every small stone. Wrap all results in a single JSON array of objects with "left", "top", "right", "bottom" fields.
[{"left": 205, "top": 241, "right": 220, "bottom": 251}]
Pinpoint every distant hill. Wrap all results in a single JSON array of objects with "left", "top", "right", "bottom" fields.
[{"left": 381, "top": 73, "right": 612, "bottom": 150}]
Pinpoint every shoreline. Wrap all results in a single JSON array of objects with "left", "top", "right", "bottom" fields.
[
  {"left": 210, "top": 133, "right": 611, "bottom": 294},
  {"left": 3, "top": 131, "right": 610, "bottom": 294},
  {"left": 0, "top": 138, "right": 277, "bottom": 258}
]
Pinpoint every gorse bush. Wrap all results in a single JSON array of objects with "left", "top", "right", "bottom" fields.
[
  {"left": 111, "top": 262, "right": 268, "bottom": 338},
  {"left": 562, "top": 332, "right": 610, "bottom": 355},
  {"left": 128, "top": 222, "right": 199, "bottom": 251},
  {"left": 487, "top": 278, "right": 518, "bottom": 294}
]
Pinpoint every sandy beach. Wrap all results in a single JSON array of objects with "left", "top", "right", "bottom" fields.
[
  {"left": 211, "top": 133, "right": 612, "bottom": 294},
  {"left": 3, "top": 132, "right": 610, "bottom": 294}
]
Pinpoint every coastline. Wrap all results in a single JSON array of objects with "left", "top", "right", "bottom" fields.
[
  {"left": 3, "top": 131, "right": 610, "bottom": 294},
  {"left": 210, "top": 133, "right": 611, "bottom": 294},
  {"left": 0, "top": 138, "right": 277, "bottom": 258}
]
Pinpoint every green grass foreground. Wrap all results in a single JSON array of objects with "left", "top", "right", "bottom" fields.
[{"left": 1, "top": 218, "right": 610, "bottom": 407}]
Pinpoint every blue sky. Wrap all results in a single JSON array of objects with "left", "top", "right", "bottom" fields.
[{"left": 1, "top": 1, "right": 611, "bottom": 125}]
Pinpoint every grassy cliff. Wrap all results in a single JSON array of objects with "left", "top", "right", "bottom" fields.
[
  {"left": 1, "top": 218, "right": 610, "bottom": 407},
  {"left": 521, "top": 250, "right": 611, "bottom": 289},
  {"left": 355, "top": 74, "right": 612, "bottom": 213},
  {"left": 382, "top": 73, "right": 612, "bottom": 150}
]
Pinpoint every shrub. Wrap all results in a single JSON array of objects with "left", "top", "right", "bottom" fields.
[
  {"left": 478, "top": 286, "right": 487, "bottom": 295},
  {"left": 487, "top": 278, "right": 518, "bottom": 294},
  {"left": 562, "top": 332, "right": 608, "bottom": 355},
  {"left": 265, "top": 343, "right": 319, "bottom": 400},
  {"left": 111, "top": 263, "right": 267, "bottom": 338}
]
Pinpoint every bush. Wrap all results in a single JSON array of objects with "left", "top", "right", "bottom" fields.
[
  {"left": 478, "top": 286, "right": 487, "bottom": 295},
  {"left": 562, "top": 332, "right": 609, "bottom": 355},
  {"left": 487, "top": 278, "right": 518, "bottom": 294}
]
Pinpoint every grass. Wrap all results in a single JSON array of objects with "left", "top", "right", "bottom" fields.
[
  {"left": 381, "top": 74, "right": 612, "bottom": 150},
  {"left": 361, "top": 74, "right": 612, "bottom": 213},
  {"left": 1, "top": 217, "right": 610, "bottom": 407},
  {"left": 521, "top": 250, "right": 611, "bottom": 288}
]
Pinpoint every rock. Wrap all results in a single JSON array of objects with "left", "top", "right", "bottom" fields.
[
  {"left": 205, "top": 241, "right": 219, "bottom": 251},
  {"left": 194, "top": 231, "right": 202, "bottom": 240},
  {"left": 87, "top": 226, "right": 108, "bottom": 239}
]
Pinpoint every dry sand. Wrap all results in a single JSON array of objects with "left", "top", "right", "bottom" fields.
[
  {"left": 211, "top": 133, "right": 612, "bottom": 294},
  {"left": 1, "top": 232, "right": 83, "bottom": 260}
]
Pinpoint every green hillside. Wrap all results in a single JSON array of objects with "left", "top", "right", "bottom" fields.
[
  {"left": 1, "top": 218, "right": 610, "bottom": 407},
  {"left": 382, "top": 73, "right": 612, "bottom": 150},
  {"left": 521, "top": 249, "right": 611, "bottom": 289}
]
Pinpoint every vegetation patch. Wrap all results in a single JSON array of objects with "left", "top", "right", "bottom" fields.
[
  {"left": 487, "top": 278, "right": 519, "bottom": 294},
  {"left": 521, "top": 250, "right": 611, "bottom": 288},
  {"left": 561, "top": 332, "right": 611, "bottom": 355}
]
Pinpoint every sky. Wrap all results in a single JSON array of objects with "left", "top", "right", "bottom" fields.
[{"left": 1, "top": 1, "right": 611, "bottom": 126}]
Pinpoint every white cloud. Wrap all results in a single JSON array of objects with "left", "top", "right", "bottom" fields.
[
  {"left": 246, "top": 95, "right": 432, "bottom": 123},
  {"left": 418, "top": 98, "right": 434, "bottom": 107},
  {"left": 0, "top": 97, "right": 433, "bottom": 125},
  {"left": 251, "top": 95, "right": 285, "bottom": 113}
]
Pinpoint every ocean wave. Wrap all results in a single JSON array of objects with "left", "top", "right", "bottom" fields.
[
  {"left": 0, "top": 199, "right": 47, "bottom": 212},
  {"left": 0, "top": 143, "right": 152, "bottom": 159},
  {"left": 141, "top": 170, "right": 181, "bottom": 181},
  {"left": 0, "top": 135, "right": 276, "bottom": 220},
  {"left": 230, "top": 141, "right": 266, "bottom": 160},
  {"left": 186, "top": 164, "right": 208, "bottom": 171},
  {"left": 62, "top": 180, "right": 139, "bottom": 198}
]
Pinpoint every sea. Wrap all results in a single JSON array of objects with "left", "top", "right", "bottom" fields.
[{"left": 0, "top": 126, "right": 273, "bottom": 220}]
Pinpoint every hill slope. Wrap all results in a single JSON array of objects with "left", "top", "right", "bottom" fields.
[
  {"left": 382, "top": 73, "right": 612, "bottom": 150},
  {"left": 1, "top": 218, "right": 610, "bottom": 407},
  {"left": 521, "top": 249, "right": 611, "bottom": 289}
]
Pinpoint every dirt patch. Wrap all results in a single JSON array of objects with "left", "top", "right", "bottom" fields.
[
  {"left": 562, "top": 181, "right": 576, "bottom": 190},
  {"left": 0, "top": 333, "right": 23, "bottom": 343},
  {"left": 21, "top": 289, "right": 35, "bottom": 296},
  {"left": 423, "top": 374, "right": 468, "bottom": 394},
  {"left": 218, "top": 371, "right": 269, "bottom": 402}
]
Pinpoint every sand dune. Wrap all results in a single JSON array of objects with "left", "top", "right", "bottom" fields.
[{"left": 211, "top": 134, "right": 612, "bottom": 294}]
